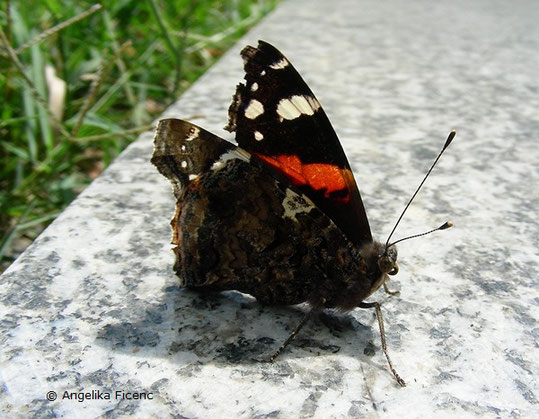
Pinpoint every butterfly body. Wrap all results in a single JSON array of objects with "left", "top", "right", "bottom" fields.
[
  {"left": 159, "top": 131, "right": 393, "bottom": 309},
  {"left": 152, "top": 41, "right": 405, "bottom": 386}
]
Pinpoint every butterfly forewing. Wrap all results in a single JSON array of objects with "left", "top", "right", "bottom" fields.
[{"left": 225, "top": 41, "right": 372, "bottom": 245}]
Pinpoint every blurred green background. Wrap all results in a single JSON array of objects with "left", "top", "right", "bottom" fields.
[{"left": 0, "top": 0, "right": 278, "bottom": 273}]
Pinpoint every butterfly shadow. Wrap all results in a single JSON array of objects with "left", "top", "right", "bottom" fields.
[{"left": 96, "top": 282, "right": 394, "bottom": 371}]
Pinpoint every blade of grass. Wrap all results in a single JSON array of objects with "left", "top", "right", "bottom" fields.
[
  {"left": 31, "top": 43, "right": 54, "bottom": 153},
  {"left": 5, "top": 0, "right": 11, "bottom": 44},
  {"left": 12, "top": 4, "right": 103, "bottom": 56},
  {"left": 0, "top": 114, "right": 40, "bottom": 128},
  {"left": 0, "top": 199, "right": 37, "bottom": 260},
  {"left": 133, "top": 70, "right": 149, "bottom": 126},
  {"left": 16, "top": 211, "right": 62, "bottom": 231},
  {"left": 69, "top": 112, "right": 126, "bottom": 132},
  {"left": 21, "top": 78, "right": 39, "bottom": 163},
  {"left": 183, "top": 13, "right": 258, "bottom": 55},
  {"left": 148, "top": 0, "right": 193, "bottom": 93},
  {"left": 2, "top": 141, "right": 31, "bottom": 160},
  {"left": 72, "top": 124, "right": 155, "bottom": 143},
  {"left": 103, "top": 10, "right": 136, "bottom": 107},
  {"left": 71, "top": 41, "right": 133, "bottom": 136},
  {"left": 0, "top": 210, "right": 62, "bottom": 262},
  {"left": 10, "top": 7, "right": 39, "bottom": 163}
]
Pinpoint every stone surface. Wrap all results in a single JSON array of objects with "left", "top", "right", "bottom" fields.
[{"left": 1, "top": 0, "right": 538, "bottom": 417}]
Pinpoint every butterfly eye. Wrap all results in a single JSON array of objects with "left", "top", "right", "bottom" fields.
[
  {"left": 378, "top": 255, "right": 397, "bottom": 274},
  {"left": 378, "top": 246, "right": 398, "bottom": 275}
]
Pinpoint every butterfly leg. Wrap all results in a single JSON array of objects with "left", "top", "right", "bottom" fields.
[
  {"left": 383, "top": 282, "right": 400, "bottom": 296},
  {"left": 269, "top": 305, "right": 318, "bottom": 363},
  {"left": 359, "top": 301, "right": 406, "bottom": 387}
]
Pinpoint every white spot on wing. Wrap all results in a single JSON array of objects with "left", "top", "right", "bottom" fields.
[
  {"left": 282, "top": 188, "right": 313, "bottom": 221},
  {"left": 254, "top": 131, "right": 264, "bottom": 141},
  {"left": 269, "top": 58, "right": 289, "bottom": 69},
  {"left": 276, "top": 95, "right": 321, "bottom": 121},
  {"left": 185, "top": 126, "right": 199, "bottom": 141},
  {"left": 305, "top": 96, "right": 321, "bottom": 112},
  {"left": 251, "top": 82, "right": 258, "bottom": 92},
  {"left": 210, "top": 149, "right": 251, "bottom": 171},
  {"left": 235, "top": 148, "right": 252, "bottom": 161},
  {"left": 244, "top": 99, "right": 264, "bottom": 119},
  {"left": 210, "top": 160, "right": 226, "bottom": 171}
]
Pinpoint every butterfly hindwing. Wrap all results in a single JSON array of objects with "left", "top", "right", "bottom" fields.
[
  {"left": 225, "top": 40, "right": 372, "bottom": 245},
  {"left": 152, "top": 118, "right": 236, "bottom": 199}
]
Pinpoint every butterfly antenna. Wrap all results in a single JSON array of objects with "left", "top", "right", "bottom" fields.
[
  {"left": 389, "top": 221, "right": 453, "bottom": 247},
  {"left": 384, "top": 130, "right": 456, "bottom": 249}
]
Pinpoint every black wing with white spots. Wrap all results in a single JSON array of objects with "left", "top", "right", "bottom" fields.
[{"left": 225, "top": 40, "right": 372, "bottom": 245}]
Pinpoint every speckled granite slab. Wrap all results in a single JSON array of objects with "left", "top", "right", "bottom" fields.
[{"left": 1, "top": 0, "right": 538, "bottom": 417}]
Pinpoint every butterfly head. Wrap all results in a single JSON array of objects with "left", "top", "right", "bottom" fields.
[
  {"left": 356, "top": 241, "right": 399, "bottom": 301},
  {"left": 377, "top": 245, "right": 399, "bottom": 276}
]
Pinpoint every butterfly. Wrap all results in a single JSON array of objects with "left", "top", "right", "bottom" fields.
[{"left": 152, "top": 40, "right": 454, "bottom": 387}]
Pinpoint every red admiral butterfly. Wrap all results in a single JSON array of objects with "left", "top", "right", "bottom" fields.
[{"left": 152, "top": 41, "right": 454, "bottom": 387}]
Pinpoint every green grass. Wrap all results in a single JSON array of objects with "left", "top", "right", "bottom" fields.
[{"left": 0, "top": 0, "right": 278, "bottom": 273}]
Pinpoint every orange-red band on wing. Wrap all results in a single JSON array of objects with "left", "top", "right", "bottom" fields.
[{"left": 255, "top": 153, "right": 350, "bottom": 203}]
